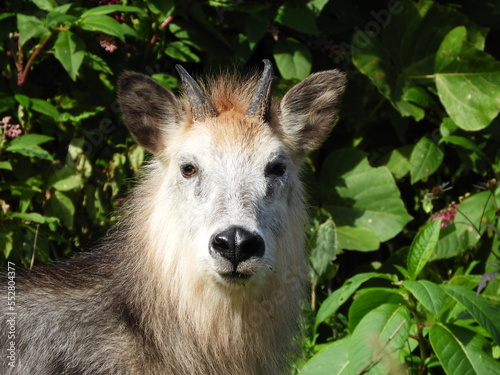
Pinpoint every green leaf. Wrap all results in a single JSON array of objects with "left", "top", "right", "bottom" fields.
[
  {"left": 46, "top": 12, "right": 77, "bottom": 28},
  {"left": 314, "top": 272, "right": 397, "bottom": 330},
  {"left": 5, "top": 134, "right": 54, "bottom": 160},
  {"left": 7, "top": 134, "right": 53, "bottom": 146},
  {"left": 348, "top": 288, "right": 406, "bottom": 331},
  {"left": 80, "top": 15, "right": 138, "bottom": 41},
  {"left": 164, "top": 41, "right": 201, "bottom": 63},
  {"left": 6, "top": 144, "right": 53, "bottom": 160},
  {"left": 348, "top": 303, "right": 411, "bottom": 375},
  {"left": 320, "top": 148, "right": 412, "bottom": 245},
  {"left": 31, "top": 0, "right": 57, "bottom": 11},
  {"left": 336, "top": 226, "right": 379, "bottom": 251},
  {"left": 441, "top": 285, "right": 500, "bottom": 346},
  {"left": 10, "top": 212, "right": 46, "bottom": 224},
  {"left": 273, "top": 37, "right": 312, "bottom": 80},
  {"left": 351, "top": 1, "right": 488, "bottom": 121},
  {"left": 384, "top": 145, "right": 412, "bottom": 179},
  {"left": 30, "top": 98, "right": 60, "bottom": 119},
  {"left": 49, "top": 166, "right": 84, "bottom": 191},
  {"left": 45, "top": 191, "right": 75, "bottom": 229},
  {"left": 403, "top": 280, "right": 447, "bottom": 319},
  {"left": 309, "top": 218, "right": 338, "bottom": 284},
  {"left": 81, "top": 4, "right": 145, "bottom": 17},
  {"left": 0, "top": 161, "right": 12, "bottom": 170},
  {"left": 17, "top": 14, "right": 50, "bottom": 46},
  {"left": 429, "top": 323, "right": 500, "bottom": 374},
  {"left": 53, "top": 31, "right": 85, "bottom": 81},
  {"left": 410, "top": 136, "right": 444, "bottom": 184},
  {"left": 300, "top": 337, "right": 350, "bottom": 375},
  {"left": 440, "top": 135, "right": 488, "bottom": 160},
  {"left": 275, "top": 5, "right": 319, "bottom": 36},
  {"left": 407, "top": 219, "right": 441, "bottom": 280},
  {"left": 435, "top": 27, "right": 500, "bottom": 131}
]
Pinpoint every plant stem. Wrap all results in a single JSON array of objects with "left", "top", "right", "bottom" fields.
[{"left": 18, "top": 32, "right": 53, "bottom": 86}]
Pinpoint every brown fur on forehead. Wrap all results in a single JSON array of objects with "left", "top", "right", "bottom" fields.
[{"left": 180, "top": 70, "right": 277, "bottom": 121}]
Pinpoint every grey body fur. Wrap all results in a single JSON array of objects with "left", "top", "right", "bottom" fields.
[{"left": 1, "top": 62, "right": 345, "bottom": 375}]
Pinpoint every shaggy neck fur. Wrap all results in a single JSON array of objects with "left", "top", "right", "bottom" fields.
[{"left": 107, "top": 167, "right": 308, "bottom": 375}]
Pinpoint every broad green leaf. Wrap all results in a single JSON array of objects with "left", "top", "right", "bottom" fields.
[
  {"left": 49, "top": 166, "right": 84, "bottom": 191},
  {"left": 300, "top": 337, "right": 350, "bottom": 375},
  {"left": 435, "top": 27, "right": 500, "bottom": 131},
  {"left": 6, "top": 134, "right": 53, "bottom": 147},
  {"left": 407, "top": 219, "right": 441, "bottom": 280},
  {"left": 403, "top": 280, "right": 447, "bottom": 319},
  {"left": 81, "top": 4, "right": 144, "bottom": 17},
  {"left": 5, "top": 144, "right": 53, "bottom": 160},
  {"left": 274, "top": 37, "right": 312, "bottom": 80},
  {"left": 46, "top": 12, "right": 77, "bottom": 28},
  {"left": 165, "top": 41, "right": 201, "bottom": 63},
  {"left": 309, "top": 218, "right": 338, "bottom": 284},
  {"left": 80, "top": 15, "right": 137, "bottom": 42},
  {"left": 53, "top": 31, "right": 85, "bottom": 81},
  {"left": 348, "top": 303, "right": 411, "bottom": 375},
  {"left": 384, "top": 145, "right": 412, "bottom": 179},
  {"left": 45, "top": 191, "right": 75, "bottom": 229},
  {"left": 10, "top": 212, "right": 46, "bottom": 224},
  {"left": 441, "top": 285, "right": 500, "bottom": 346},
  {"left": 6, "top": 134, "right": 54, "bottom": 160},
  {"left": 307, "top": 0, "right": 330, "bottom": 16},
  {"left": 320, "top": 148, "right": 412, "bottom": 245},
  {"left": 348, "top": 288, "right": 406, "bottom": 331},
  {"left": 14, "top": 93, "right": 30, "bottom": 108},
  {"left": 275, "top": 5, "right": 319, "bottom": 36},
  {"left": 0, "top": 161, "right": 12, "bottom": 170},
  {"left": 31, "top": 0, "right": 57, "bottom": 11},
  {"left": 440, "top": 135, "right": 488, "bottom": 159},
  {"left": 429, "top": 323, "right": 500, "bottom": 374},
  {"left": 17, "top": 14, "right": 50, "bottom": 46},
  {"left": 30, "top": 98, "right": 60, "bottom": 119},
  {"left": 351, "top": 1, "right": 488, "bottom": 121},
  {"left": 410, "top": 136, "right": 444, "bottom": 184},
  {"left": 336, "top": 226, "right": 379, "bottom": 251},
  {"left": 314, "top": 272, "right": 397, "bottom": 330}
]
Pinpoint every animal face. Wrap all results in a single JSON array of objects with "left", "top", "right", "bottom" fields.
[
  {"left": 118, "top": 61, "right": 346, "bottom": 288},
  {"left": 165, "top": 114, "right": 299, "bottom": 284}
]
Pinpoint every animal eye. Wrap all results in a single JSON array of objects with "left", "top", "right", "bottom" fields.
[
  {"left": 181, "top": 164, "right": 197, "bottom": 178},
  {"left": 265, "top": 162, "right": 286, "bottom": 177}
]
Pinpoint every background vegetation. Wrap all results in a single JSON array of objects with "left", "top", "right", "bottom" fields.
[{"left": 1, "top": 0, "right": 499, "bottom": 373}]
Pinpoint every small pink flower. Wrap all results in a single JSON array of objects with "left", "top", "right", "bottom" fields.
[
  {"left": 430, "top": 202, "right": 458, "bottom": 228},
  {"left": 99, "top": 35, "right": 118, "bottom": 53},
  {"left": 1, "top": 116, "right": 22, "bottom": 140}
]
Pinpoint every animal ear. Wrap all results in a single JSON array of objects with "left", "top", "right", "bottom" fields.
[
  {"left": 118, "top": 71, "right": 180, "bottom": 155},
  {"left": 279, "top": 70, "right": 346, "bottom": 155}
]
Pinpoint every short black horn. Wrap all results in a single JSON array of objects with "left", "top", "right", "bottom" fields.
[
  {"left": 245, "top": 59, "right": 273, "bottom": 122},
  {"left": 175, "top": 65, "right": 217, "bottom": 122}
]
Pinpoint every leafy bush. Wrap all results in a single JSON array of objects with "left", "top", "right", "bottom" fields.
[{"left": 1, "top": 0, "right": 499, "bottom": 373}]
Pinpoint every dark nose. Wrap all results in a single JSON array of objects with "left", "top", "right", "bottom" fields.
[{"left": 210, "top": 227, "right": 265, "bottom": 266}]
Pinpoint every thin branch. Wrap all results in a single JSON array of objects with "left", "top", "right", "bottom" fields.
[
  {"left": 18, "top": 32, "right": 53, "bottom": 86},
  {"left": 30, "top": 224, "right": 40, "bottom": 269}
]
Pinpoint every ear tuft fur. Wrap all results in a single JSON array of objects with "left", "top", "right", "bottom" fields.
[{"left": 279, "top": 70, "right": 347, "bottom": 154}]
